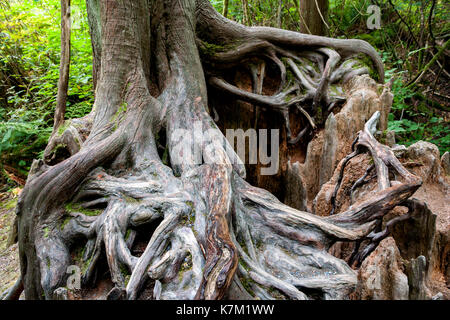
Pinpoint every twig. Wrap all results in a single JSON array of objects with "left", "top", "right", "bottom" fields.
[
  {"left": 412, "top": 92, "right": 450, "bottom": 112},
  {"left": 428, "top": 0, "right": 437, "bottom": 50},
  {"left": 293, "top": 0, "right": 311, "bottom": 34},
  {"left": 387, "top": 0, "right": 419, "bottom": 47},
  {"left": 407, "top": 39, "right": 450, "bottom": 88},
  {"left": 314, "top": 0, "right": 330, "bottom": 30},
  {"left": 431, "top": 63, "right": 443, "bottom": 96},
  {"left": 431, "top": 92, "right": 450, "bottom": 100},
  {"left": 435, "top": 59, "right": 450, "bottom": 79}
]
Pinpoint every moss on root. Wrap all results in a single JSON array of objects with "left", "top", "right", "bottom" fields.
[
  {"left": 43, "top": 227, "right": 50, "bottom": 238},
  {"left": 1, "top": 198, "right": 17, "bottom": 211},
  {"left": 57, "top": 120, "right": 71, "bottom": 136},
  {"left": 198, "top": 40, "right": 241, "bottom": 57},
  {"left": 60, "top": 215, "right": 72, "bottom": 231},
  {"left": 65, "top": 203, "right": 103, "bottom": 216}
]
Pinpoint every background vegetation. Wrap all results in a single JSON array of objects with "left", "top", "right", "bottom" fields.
[
  {"left": 0, "top": 0, "right": 92, "bottom": 190},
  {"left": 0, "top": 0, "right": 449, "bottom": 191}
]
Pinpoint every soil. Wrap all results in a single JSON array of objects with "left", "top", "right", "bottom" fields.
[{"left": 0, "top": 192, "right": 21, "bottom": 297}]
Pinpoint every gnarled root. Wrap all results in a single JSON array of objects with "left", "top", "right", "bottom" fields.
[
  {"left": 202, "top": 40, "right": 371, "bottom": 144},
  {"left": 43, "top": 115, "right": 93, "bottom": 165},
  {"left": 326, "top": 112, "right": 423, "bottom": 266},
  {"left": 17, "top": 100, "right": 422, "bottom": 301},
  {"left": 196, "top": 0, "right": 381, "bottom": 144}
]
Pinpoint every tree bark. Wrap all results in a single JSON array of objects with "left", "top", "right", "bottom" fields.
[
  {"left": 223, "top": 0, "right": 229, "bottom": 18},
  {"left": 242, "top": 0, "right": 250, "bottom": 26},
  {"left": 299, "top": 0, "right": 329, "bottom": 36},
  {"left": 86, "top": 0, "right": 101, "bottom": 92},
  {"left": 9, "top": 0, "right": 423, "bottom": 301}
]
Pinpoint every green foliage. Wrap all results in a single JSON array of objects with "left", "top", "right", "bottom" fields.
[
  {"left": 388, "top": 114, "right": 449, "bottom": 155},
  {"left": 210, "top": 0, "right": 306, "bottom": 29},
  {"left": 0, "top": 0, "right": 93, "bottom": 184},
  {"left": 0, "top": 118, "right": 52, "bottom": 172},
  {"left": 387, "top": 75, "right": 449, "bottom": 155}
]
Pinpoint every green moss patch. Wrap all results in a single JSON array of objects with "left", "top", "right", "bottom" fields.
[{"left": 65, "top": 202, "right": 103, "bottom": 216}]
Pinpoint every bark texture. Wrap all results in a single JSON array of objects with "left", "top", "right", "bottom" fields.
[{"left": 299, "top": 0, "right": 329, "bottom": 36}]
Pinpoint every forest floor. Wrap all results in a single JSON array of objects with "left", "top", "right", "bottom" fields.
[{"left": 0, "top": 192, "right": 20, "bottom": 297}]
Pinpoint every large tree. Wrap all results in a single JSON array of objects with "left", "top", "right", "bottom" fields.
[{"left": 9, "top": 0, "right": 422, "bottom": 300}]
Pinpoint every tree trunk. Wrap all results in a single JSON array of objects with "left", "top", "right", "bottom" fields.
[
  {"left": 299, "top": 0, "right": 329, "bottom": 36},
  {"left": 276, "top": 0, "right": 283, "bottom": 28},
  {"left": 242, "top": 0, "right": 250, "bottom": 26},
  {"left": 85, "top": 0, "right": 101, "bottom": 92},
  {"left": 223, "top": 0, "right": 229, "bottom": 18},
  {"left": 53, "top": 0, "right": 71, "bottom": 132},
  {"left": 9, "top": 0, "right": 424, "bottom": 301}
]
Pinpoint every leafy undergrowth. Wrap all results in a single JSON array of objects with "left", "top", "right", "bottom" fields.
[
  {"left": 0, "top": 0, "right": 93, "bottom": 190},
  {"left": 386, "top": 72, "right": 449, "bottom": 156}
]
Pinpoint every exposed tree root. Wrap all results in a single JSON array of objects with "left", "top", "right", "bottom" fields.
[
  {"left": 198, "top": 8, "right": 375, "bottom": 144},
  {"left": 0, "top": 276, "right": 23, "bottom": 300}
]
